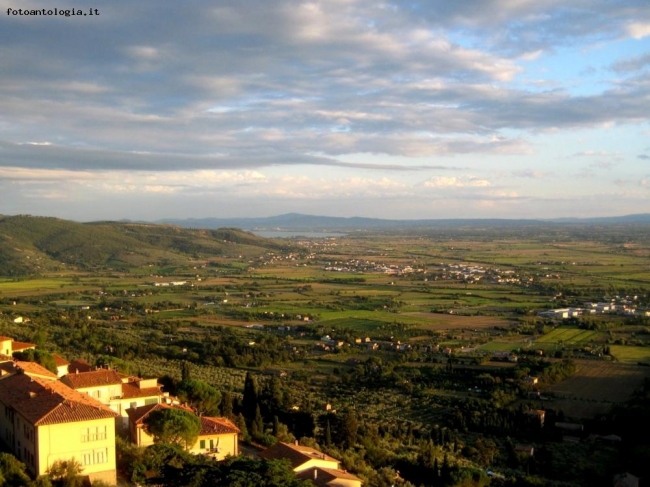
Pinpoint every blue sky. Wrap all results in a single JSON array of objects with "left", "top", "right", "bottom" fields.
[{"left": 1, "top": 0, "right": 648, "bottom": 221}]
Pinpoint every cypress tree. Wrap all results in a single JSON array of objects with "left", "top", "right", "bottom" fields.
[
  {"left": 221, "top": 391, "right": 234, "bottom": 419},
  {"left": 242, "top": 372, "right": 259, "bottom": 423},
  {"left": 181, "top": 361, "right": 192, "bottom": 382}
]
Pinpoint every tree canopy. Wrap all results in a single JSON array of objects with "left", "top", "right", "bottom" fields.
[{"left": 143, "top": 408, "right": 202, "bottom": 450}]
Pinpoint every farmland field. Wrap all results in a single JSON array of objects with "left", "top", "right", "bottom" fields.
[
  {"left": 609, "top": 345, "right": 650, "bottom": 364},
  {"left": 535, "top": 327, "right": 603, "bottom": 346},
  {"left": 543, "top": 360, "right": 650, "bottom": 419}
]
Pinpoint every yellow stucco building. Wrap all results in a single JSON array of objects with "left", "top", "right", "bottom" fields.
[
  {"left": 127, "top": 403, "right": 240, "bottom": 461},
  {"left": 60, "top": 369, "right": 166, "bottom": 429},
  {"left": 0, "top": 368, "right": 119, "bottom": 484}
]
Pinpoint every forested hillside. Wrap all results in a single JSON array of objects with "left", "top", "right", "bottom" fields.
[{"left": 0, "top": 215, "right": 291, "bottom": 275}]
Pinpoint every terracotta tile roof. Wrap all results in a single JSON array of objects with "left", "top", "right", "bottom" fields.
[
  {"left": 14, "top": 361, "right": 58, "bottom": 379},
  {"left": 259, "top": 442, "right": 340, "bottom": 470},
  {"left": 127, "top": 403, "right": 194, "bottom": 425},
  {"left": 199, "top": 416, "right": 240, "bottom": 436},
  {"left": 67, "top": 359, "right": 93, "bottom": 374},
  {"left": 0, "top": 336, "right": 13, "bottom": 341},
  {"left": 297, "top": 467, "right": 363, "bottom": 486},
  {"left": 121, "top": 382, "right": 162, "bottom": 399},
  {"left": 61, "top": 369, "right": 122, "bottom": 389},
  {"left": 0, "top": 373, "right": 118, "bottom": 426},
  {"left": 11, "top": 341, "right": 36, "bottom": 352},
  {"left": 126, "top": 403, "right": 161, "bottom": 424},
  {"left": 0, "top": 361, "right": 58, "bottom": 379},
  {"left": 52, "top": 354, "right": 70, "bottom": 367}
]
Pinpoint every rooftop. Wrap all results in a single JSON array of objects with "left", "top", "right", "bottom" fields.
[
  {"left": 297, "top": 467, "right": 363, "bottom": 486},
  {"left": 0, "top": 373, "right": 118, "bottom": 426},
  {"left": 199, "top": 416, "right": 240, "bottom": 436},
  {"left": 259, "top": 442, "right": 340, "bottom": 470},
  {"left": 61, "top": 369, "right": 123, "bottom": 389}
]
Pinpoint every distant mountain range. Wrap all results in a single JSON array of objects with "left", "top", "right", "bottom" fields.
[{"left": 157, "top": 213, "right": 650, "bottom": 230}]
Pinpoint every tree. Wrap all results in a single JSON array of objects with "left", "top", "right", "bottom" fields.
[
  {"left": 251, "top": 405, "right": 264, "bottom": 438},
  {"left": 325, "top": 419, "right": 332, "bottom": 447},
  {"left": 181, "top": 361, "right": 192, "bottom": 382},
  {"left": 221, "top": 391, "right": 234, "bottom": 419},
  {"left": 341, "top": 410, "right": 358, "bottom": 448},
  {"left": 46, "top": 459, "right": 84, "bottom": 487},
  {"left": 177, "top": 379, "right": 221, "bottom": 416},
  {"left": 242, "top": 372, "right": 259, "bottom": 423},
  {"left": 234, "top": 413, "right": 250, "bottom": 442},
  {"left": 144, "top": 407, "right": 202, "bottom": 450},
  {"left": 0, "top": 453, "right": 32, "bottom": 487}
]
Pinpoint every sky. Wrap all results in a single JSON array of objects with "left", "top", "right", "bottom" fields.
[{"left": 1, "top": 0, "right": 649, "bottom": 221}]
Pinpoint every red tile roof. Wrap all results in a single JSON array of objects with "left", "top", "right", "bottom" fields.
[
  {"left": 127, "top": 403, "right": 194, "bottom": 425},
  {"left": 67, "top": 359, "right": 93, "bottom": 374},
  {"left": 121, "top": 382, "right": 162, "bottom": 399},
  {"left": 52, "top": 354, "right": 70, "bottom": 367},
  {"left": 11, "top": 341, "right": 36, "bottom": 352},
  {"left": 0, "top": 361, "right": 58, "bottom": 379},
  {"left": 0, "top": 373, "right": 118, "bottom": 426},
  {"left": 14, "top": 361, "right": 58, "bottom": 379},
  {"left": 297, "top": 467, "right": 363, "bottom": 486},
  {"left": 61, "top": 369, "right": 122, "bottom": 389},
  {"left": 199, "top": 416, "right": 240, "bottom": 436},
  {"left": 259, "top": 442, "right": 340, "bottom": 470}
]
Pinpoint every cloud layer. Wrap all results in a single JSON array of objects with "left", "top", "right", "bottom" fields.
[{"left": 1, "top": 0, "right": 649, "bottom": 219}]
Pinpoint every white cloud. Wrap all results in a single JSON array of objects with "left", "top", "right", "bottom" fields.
[
  {"left": 626, "top": 22, "right": 650, "bottom": 39},
  {"left": 423, "top": 176, "right": 492, "bottom": 188}
]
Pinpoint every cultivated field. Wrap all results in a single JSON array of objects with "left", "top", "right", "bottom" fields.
[{"left": 543, "top": 360, "right": 650, "bottom": 419}]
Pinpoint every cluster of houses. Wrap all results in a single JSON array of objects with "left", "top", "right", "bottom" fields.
[
  {"left": 0, "top": 335, "right": 362, "bottom": 486},
  {"left": 427, "top": 263, "right": 533, "bottom": 286},
  {"left": 537, "top": 296, "right": 649, "bottom": 320},
  {"left": 316, "top": 335, "right": 413, "bottom": 353},
  {"left": 322, "top": 258, "right": 420, "bottom": 275}
]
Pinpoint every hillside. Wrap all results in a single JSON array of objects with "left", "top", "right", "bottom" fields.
[{"left": 0, "top": 215, "right": 289, "bottom": 276}]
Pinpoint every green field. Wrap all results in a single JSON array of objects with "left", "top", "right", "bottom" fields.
[
  {"left": 609, "top": 345, "right": 650, "bottom": 364},
  {"left": 535, "top": 327, "right": 603, "bottom": 346}
]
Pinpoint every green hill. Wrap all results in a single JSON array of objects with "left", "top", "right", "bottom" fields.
[{"left": 0, "top": 215, "right": 290, "bottom": 276}]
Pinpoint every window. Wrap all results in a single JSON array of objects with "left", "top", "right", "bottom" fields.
[
  {"left": 93, "top": 448, "right": 107, "bottom": 464},
  {"left": 200, "top": 440, "right": 205, "bottom": 449},
  {"left": 80, "top": 449, "right": 107, "bottom": 466},
  {"left": 81, "top": 426, "right": 106, "bottom": 442},
  {"left": 81, "top": 451, "right": 92, "bottom": 466}
]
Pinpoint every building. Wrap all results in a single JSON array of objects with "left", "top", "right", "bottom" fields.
[
  {"left": 260, "top": 441, "right": 341, "bottom": 472},
  {"left": 260, "top": 441, "right": 362, "bottom": 486},
  {"left": 0, "top": 361, "right": 58, "bottom": 381},
  {"left": 52, "top": 354, "right": 71, "bottom": 378},
  {"left": 0, "top": 335, "right": 36, "bottom": 358},
  {"left": 0, "top": 369, "right": 119, "bottom": 484},
  {"left": 60, "top": 369, "right": 166, "bottom": 428},
  {"left": 126, "top": 403, "right": 240, "bottom": 460},
  {"left": 297, "top": 467, "right": 364, "bottom": 487}
]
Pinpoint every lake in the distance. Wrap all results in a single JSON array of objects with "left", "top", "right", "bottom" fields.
[{"left": 252, "top": 230, "right": 347, "bottom": 238}]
